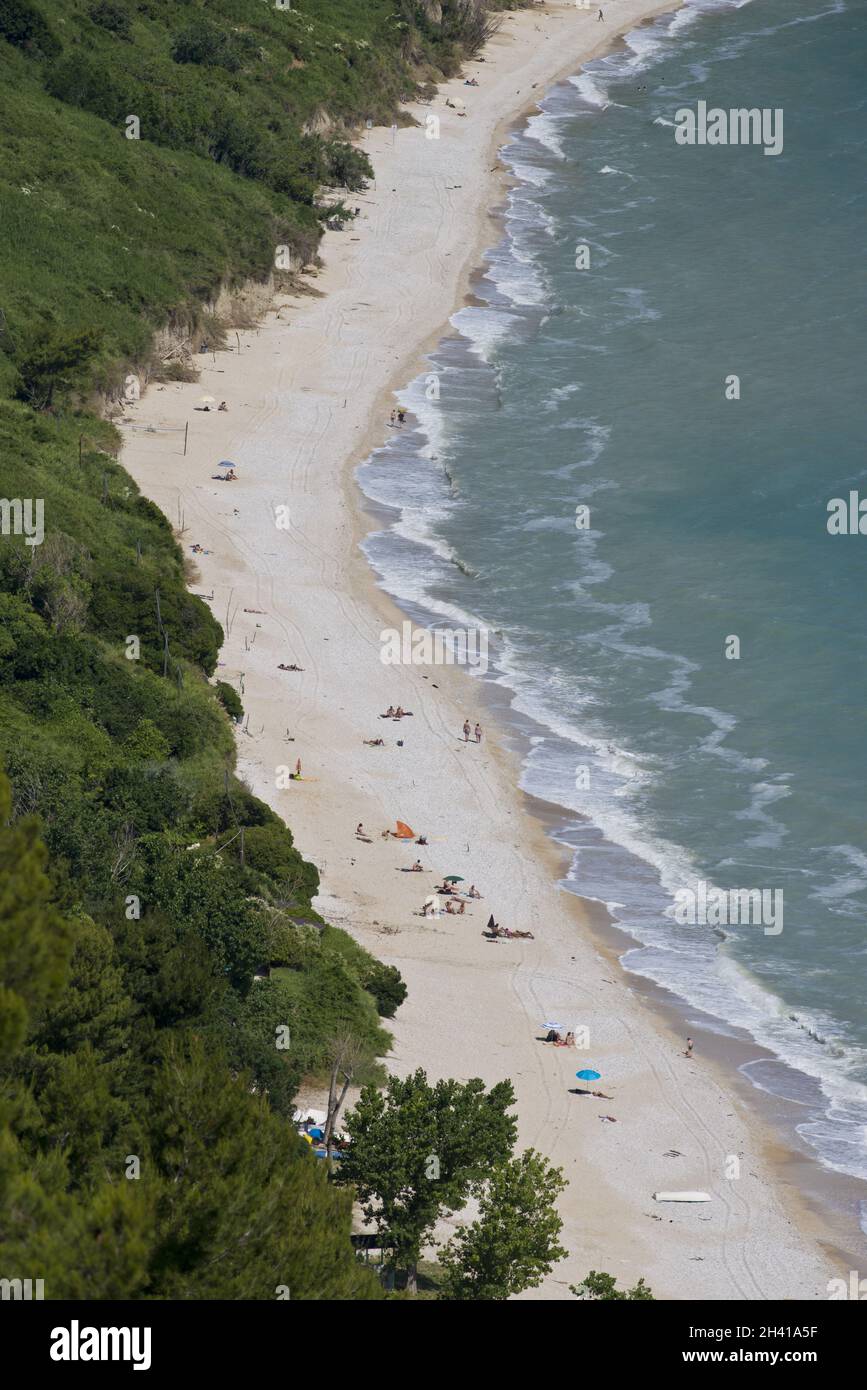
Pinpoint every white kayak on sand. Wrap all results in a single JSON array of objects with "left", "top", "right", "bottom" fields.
[{"left": 653, "top": 1191, "right": 712, "bottom": 1203}]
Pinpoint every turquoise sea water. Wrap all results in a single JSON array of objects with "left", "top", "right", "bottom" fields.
[{"left": 358, "top": 0, "right": 867, "bottom": 1214}]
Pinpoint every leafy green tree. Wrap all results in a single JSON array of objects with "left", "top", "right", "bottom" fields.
[
  {"left": 130, "top": 836, "right": 267, "bottom": 989},
  {"left": 337, "top": 1069, "right": 517, "bottom": 1292},
  {"left": 211, "top": 978, "right": 303, "bottom": 1117},
  {"left": 571, "top": 1270, "right": 655, "bottom": 1300},
  {"left": 438, "top": 1149, "right": 567, "bottom": 1300}
]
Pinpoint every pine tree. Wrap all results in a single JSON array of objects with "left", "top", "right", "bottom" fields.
[
  {"left": 0, "top": 771, "right": 73, "bottom": 1057},
  {"left": 147, "top": 1035, "right": 382, "bottom": 1299}
]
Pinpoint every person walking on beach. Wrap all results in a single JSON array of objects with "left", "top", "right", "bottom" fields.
[
  {"left": 598, "top": 8, "right": 604, "bottom": 20},
  {"left": 463, "top": 719, "right": 471, "bottom": 741},
  {"left": 684, "top": 1037, "right": 694, "bottom": 1058},
  {"left": 474, "top": 722, "right": 483, "bottom": 744}
]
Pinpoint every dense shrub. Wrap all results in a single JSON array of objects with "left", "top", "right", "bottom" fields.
[
  {"left": 171, "top": 20, "right": 247, "bottom": 73},
  {"left": 44, "top": 53, "right": 127, "bottom": 126},
  {"left": 88, "top": 0, "right": 131, "bottom": 39},
  {"left": 0, "top": 0, "right": 60, "bottom": 58},
  {"left": 362, "top": 960, "right": 408, "bottom": 1018},
  {"left": 214, "top": 679, "right": 242, "bottom": 722},
  {"left": 325, "top": 141, "right": 370, "bottom": 193},
  {"left": 120, "top": 717, "right": 171, "bottom": 763},
  {"left": 239, "top": 821, "right": 319, "bottom": 902}
]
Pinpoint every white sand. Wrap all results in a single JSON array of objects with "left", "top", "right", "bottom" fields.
[{"left": 121, "top": 1, "right": 840, "bottom": 1298}]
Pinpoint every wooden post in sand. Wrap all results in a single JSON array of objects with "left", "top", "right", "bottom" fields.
[{"left": 183, "top": 422, "right": 189, "bottom": 456}]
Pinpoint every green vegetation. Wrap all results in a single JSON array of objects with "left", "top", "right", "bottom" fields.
[
  {"left": 438, "top": 1149, "right": 567, "bottom": 1300},
  {"left": 0, "top": 0, "right": 532, "bottom": 1299},
  {"left": 0, "top": 0, "right": 520, "bottom": 409},
  {"left": 335, "top": 1069, "right": 565, "bottom": 1298},
  {"left": 215, "top": 678, "right": 243, "bottom": 722},
  {"left": 0, "top": 772, "right": 388, "bottom": 1297},
  {"left": 572, "top": 1271, "right": 655, "bottom": 1301}
]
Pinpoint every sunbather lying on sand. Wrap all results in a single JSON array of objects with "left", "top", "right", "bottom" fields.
[
  {"left": 445, "top": 899, "right": 465, "bottom": 914},
  {"left": 364, "top": 737, "right": 385, "bottom": 746},
  {"left": 483, "top": 919, "right": 534, "bottom": 940},
  {"left": 278, "top": 663, "right": 304, "bottom": 671}
]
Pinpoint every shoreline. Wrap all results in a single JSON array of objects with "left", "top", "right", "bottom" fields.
[{"left": 119, "top": 0, "right": 849, "bottom": 1296}]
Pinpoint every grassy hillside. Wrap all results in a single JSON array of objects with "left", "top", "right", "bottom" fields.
[
  {"left": 0, "top": 0, "right": 517, "bottom": 1298},
  {"left": 0, "top": 0, "right": 513, "bottom": 396}
]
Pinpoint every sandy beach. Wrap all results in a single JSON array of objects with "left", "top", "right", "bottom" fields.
[{"left": 120, "top": 0, "right": 844, "bottom": 1298}]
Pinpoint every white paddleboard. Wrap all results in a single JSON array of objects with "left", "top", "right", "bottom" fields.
[{"left": 652, "top": 1191, "right": 711, "bottom": 1203}]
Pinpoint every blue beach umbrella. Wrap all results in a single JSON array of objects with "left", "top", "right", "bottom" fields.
[
  {"left": 543, "top": 1021, "right": 565, "bottom": 1033},
  {"left": 576, "top": 1069, "right": 601, "bottom": 1083}
]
